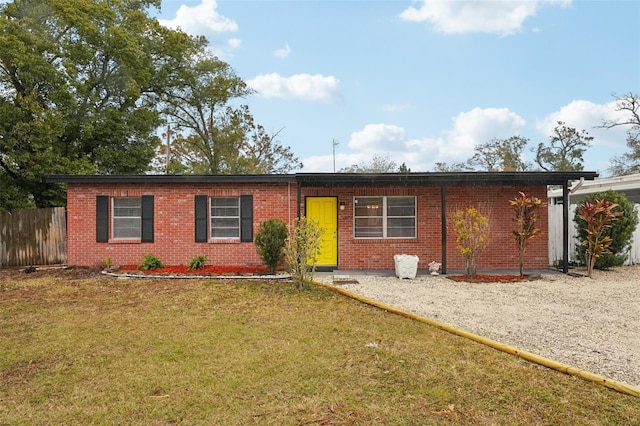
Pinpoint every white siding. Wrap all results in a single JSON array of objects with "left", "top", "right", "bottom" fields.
[{"left": 548, "top": 203, "right": 640, "bottom": 266}]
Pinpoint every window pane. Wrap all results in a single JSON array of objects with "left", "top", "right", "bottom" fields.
[
  {"left": 113, "top": 218, "right": 141, "bottom": 238},
  {"left": 354, "top": 217, "right": 383, "bottom": 238},
  {"left": 113, "top": 198, "right": 141, "bottom": 239},
  {"left": 387, "top": 197, "right": 415, "bottom": 217},
  {"left": 113, "top": 198, "right": 141, "bottom": 217},
  {"left": 212, "top": 218, "right": 239, "bottom": 228},
  {"left": 211, "top": 206, "right": 239, "bottom": 216},
  {"left": 210, "top": 197, "right": 240, "bottom": 238},
  {"left": 211, "top": 197, "right": 239, "bottom": 208},
  {"left": 354, "top": 197, "right": 383, "bottom": 217},
  {"left": 212, "top": 227, "right": 240, "bottom": 238},
  {"left": 387, "top": 218, "right": 416, "bottom": 238}
]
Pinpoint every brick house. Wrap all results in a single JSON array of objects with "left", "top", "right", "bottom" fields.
[{"left": 48, "top": 171, "right": 597, "bottom": 273}]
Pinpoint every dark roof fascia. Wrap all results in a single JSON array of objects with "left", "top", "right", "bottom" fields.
[
  {"left": 46, "top": 174, "right": 297, "bottom": 184},
  {"left": 295, "top": 171, "right": 599, "bottom": 187},
  {"left": 48, "top": 171, "right": 599, "bottom": 187}
]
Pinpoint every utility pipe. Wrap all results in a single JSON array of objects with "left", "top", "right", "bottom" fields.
[{"left": 314, "top": 281, "right": 640, "bottom": 399}]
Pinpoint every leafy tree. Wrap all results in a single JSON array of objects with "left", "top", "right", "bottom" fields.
[
  {"left": 510, "top": 192, "right": 545, "bottom": 276},
  {"left": 608, "top": 131, "right": 640, "bottom": 176},
  {"left": 432, "top": 161, "right": 473, "bottom": 172},
  {"left": 576, "top": 199, "right": 622, "bottom": 278},
  {"left": 398, "top": 162, "right": 411, "bottom": 173},
  {"left": 255, "top": 218, "right": 288, "bottom": 274},
  {"left": 535, "top": 121, "right": 593, "bottom": 171},
  {"left": 339, "top": 154, "right": 400, "bottom": 173},
  {"left": 160, "top": 56, "right": 301, "bottom": 174},
  {"left": 0, "top": 0, "right": 199, "bottom": 208},
  {"left": 600, "top": 92, "right": 640, "bottom": 176},
  {"left": 468, "top": 136, "right": 531, "bottom": 171},
  {"left": 574, "top": 190, "right": 638, "bottom": 270},
  {"left": 451, "top": 206, "right": 490, "bottom": 276}
]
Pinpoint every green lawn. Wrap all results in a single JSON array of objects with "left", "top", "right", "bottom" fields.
[{"left": 0, "top": 269, "right": 638, "bottom": 425}]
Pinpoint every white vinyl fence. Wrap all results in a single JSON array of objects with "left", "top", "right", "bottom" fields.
[{"left": 548, "top": 204, "right": 640, "bottom": 266}]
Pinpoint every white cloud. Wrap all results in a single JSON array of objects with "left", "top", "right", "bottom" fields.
[
  {"left": 247, "top": 73, "right": 341, "bottom": 101},
  {"left": 227, "top": 38, "right": 242, "bottom": 49},
  {"left": 348, "top": 124, "right": 407, "bottom": 151},
  {"left": 446, "top": 107, "right": 526, "bottom": 156},
  {"left": 536, "top": 100, "right": 629, "bottom": 149},
  {"left": 274, "top": 43, "right": 291, "bottom": 59},
  {"left": 384, "top": 103, "right": 411, "bottom": 113},
  {"left": 159, "top": 0, "right": 238, "bottom": 35},
  {"left": 399, "top": 0, "right": 571, "bottom": 35},
  {"left": 301, "top": 107, "right": 525, "bottom": 172}
]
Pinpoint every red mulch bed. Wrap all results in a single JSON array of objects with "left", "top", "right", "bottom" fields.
[
  {"left": 119, "top": 265, "right": 282, "bottom": 276},
  {"left": 447, "top": 274, "right": 530, "bottom": 283}
]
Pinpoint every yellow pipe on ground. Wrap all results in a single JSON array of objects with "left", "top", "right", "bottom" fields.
[{"left": 314, "top": 280, "right": 640, "bottom": 399}]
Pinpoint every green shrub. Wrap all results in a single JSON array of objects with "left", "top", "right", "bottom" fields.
[
  {"left": 574, "top": 190, "right": 638, "bottom": 269},
  {"left": 187, "top": 255, "right": 207, "bottom": 270},
  {"left": 138, "top": 254, "right": 164, "bottom": 270},
  {"left": 255, "top": 218, "right": 289, "bottom": 274}
]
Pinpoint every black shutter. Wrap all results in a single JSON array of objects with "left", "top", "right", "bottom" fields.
[
  {"left": 96, "top": 196, "right": 109, "bottom": 242},
  {"left": 240, "top": 195, "right": 253, "bottom": 242},
  {"left": 141, "top": 195, "right": 154, "bottom": 242},
  {"left": 195, "top": 195, "right": 208, "bottom": 242}
]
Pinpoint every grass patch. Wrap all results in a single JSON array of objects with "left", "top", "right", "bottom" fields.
[{"left": 0, "top": 269, "right": 638, "bottom": 425}]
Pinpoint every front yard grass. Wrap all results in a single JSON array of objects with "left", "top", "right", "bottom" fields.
[{"left": 0, "top": 269, "right": 638, "bottom": 425}]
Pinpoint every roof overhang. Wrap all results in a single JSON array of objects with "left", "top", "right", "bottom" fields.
[
  {"left": 47, "top": 171, "right": 599, "bottom": 186},
  {"left": 46, "top": 174, "right": 297, "bottom": 184},
  {"left": 295, "top": 171, "right": 599, "bottom": 187}
]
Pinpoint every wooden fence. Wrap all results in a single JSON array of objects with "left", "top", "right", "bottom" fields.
[
  {"left": 548, "top": 203, "right": 640, "bottom": 266},
  {"left": 0, "top": 207, "right": 67, "bottom": 267}
]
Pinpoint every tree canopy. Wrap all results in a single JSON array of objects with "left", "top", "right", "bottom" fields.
[
  {"left": 0, "top": 0, "right": 301, "bottom": 210},
  {"left": 534, "top": 121, "right": 593, "bottom": 172},
  {"left": 338, "top": 154, "right": 401, "bottom": 173},
  {"left": 0, "top": 0, "right": 201, "bottom": 208},
  {"left": 434, "top": 136, "right": 530, "bottom": 172},
  {"left": 601, "top": 92, "right": 640, "bottom": 176},
  {"left": 159, "top": 55, "right": 301, "bottom": 174},
  {"left": 467, "top": 136, "right": 530, "bottom": 171}
]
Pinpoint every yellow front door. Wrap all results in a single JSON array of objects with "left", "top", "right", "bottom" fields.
[{"left": 306, "top": 197, "right": 338, "bottom": 267}]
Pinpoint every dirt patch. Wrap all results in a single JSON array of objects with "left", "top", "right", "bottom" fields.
[{"left": 0, "top": 266, "right": 103, "bottom": 280}]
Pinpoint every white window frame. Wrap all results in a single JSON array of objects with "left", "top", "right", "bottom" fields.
[
  {"left": 210, "top": 196, "right": 240, "bottom": 239},
  {"left": 111, "top": 197, "right": 141, "bottom": 239},
  {"left": 353, "top": 196, "right": 416, "bottom": 239}
]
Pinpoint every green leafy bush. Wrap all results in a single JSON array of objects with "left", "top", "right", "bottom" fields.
[
  {"left": 574, "top": 190, "right": 638, "bottom": 269},
  {"left": 255, "top": 218, "right": 289, "bottom": 274},
  {"left": 138, "top": 254, "right": 164, "bottom": 270},
  {"left": 187, "top": 255, "right": 207, "bottom": 270}
]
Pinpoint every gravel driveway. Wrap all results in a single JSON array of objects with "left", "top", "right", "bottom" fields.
[{"left": 315, "top": 265, "right": 640, "bottom": 389}]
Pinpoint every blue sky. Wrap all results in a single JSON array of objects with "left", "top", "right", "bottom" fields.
[{"left": 158, "top": 0, "right": 640, "bottom": 175}]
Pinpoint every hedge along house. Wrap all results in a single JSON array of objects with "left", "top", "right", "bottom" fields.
[{"left": 48, "top": 171, "right": 597, "bottom": 274}]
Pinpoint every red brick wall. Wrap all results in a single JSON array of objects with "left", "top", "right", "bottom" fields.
[
  {"left": 66, "top": 182, "right": 549, "bottom": 271},
  {"left": 66, "top": 182, "right": 297, "bottom": 268},
  {"left": 303, "top": 184, "right": 548, "bottom": 271}
]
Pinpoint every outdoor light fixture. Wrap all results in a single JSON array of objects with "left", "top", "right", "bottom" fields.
[{"left": 339, "top": 201, "right": 346, "bottom": 210}]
